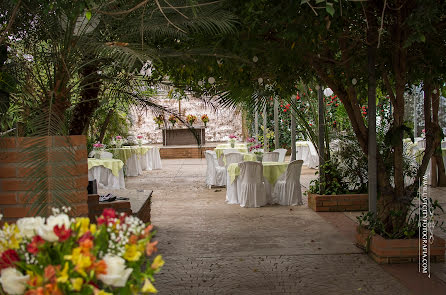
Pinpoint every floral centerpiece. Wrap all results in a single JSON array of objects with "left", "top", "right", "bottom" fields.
[
  {"left": 137, "top": 136, "right": 143, "bottom": 147},
  {"left": 249, "top": 143, "right": 264, "bottom": 161},
  {"left": 246, "top": 137, "right": 256, "bottom": 150},
  {"left": 93, "top": 142, "right": 105, "bottom": 159},
  {"left": 153, "top": 115, "right": 164, "bottom": 129},
  {"left": 115, "top": 136, "right": 124, "bottom": 148},
  {"left": 168, "top": 115, "right": 177, "bottom": 128},
  {"left": 0, "top": 207, "right": 163, "bottom": 295},
  {"left": 229, "top": 134, "right": 237, "bottom": 148},
  {"left": 201, "top": 114, "right": 209, "bottom": 127},
  {"left": 186, "top": 114, "right": 197, "bottom": 126}
]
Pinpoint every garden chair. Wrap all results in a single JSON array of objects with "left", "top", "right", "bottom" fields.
[
  {"left": 262, "top": 152, "right": 280, "bottom": 162},
  {"left": 272, "top": 160, "right": 303, "bottom": 206},
  {"left": 205, "top": 150, "right": 226, "bottom": 188},
  {"left": 273, "top": 149, "right": 287, "bottom": 162},
  {"left": 237, "top": 161, "right": 267, "bottom": 208},
  {"left": 225, "top": 152, "right": 244, "bottom": 204}
]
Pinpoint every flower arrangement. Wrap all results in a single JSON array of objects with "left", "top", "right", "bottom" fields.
[
  {"left": 153, "top": 115, "right": 164, "bottom": 129},
  {"left": 249, "top": 143, "right": 264, "bottom": 161},
  {"left": 137, "top": 135, "right": 143, "bottom": 146},
  {"left": 228, "top": 134, "right": 237, "bottom": 148},
  {"left": 186, "top": 114, "right": 197, "bottom": 126},
  {"left": 115, "top": 136, "right": 124, "bottom": 148},
  {"left": 168, "top": 115, "right": 177, "bottom": 128},
  {"left": 201, "top": 114, "right": 209, "bottom": 127},
  {"left": 0, "top": 208, "right": 163, "bottom": 295},
  {"left": 421, "top": 129, "right": 426, "bottom": 138},
  {"left": 93, "top": 142, "right": 105, "bottom": 159}
]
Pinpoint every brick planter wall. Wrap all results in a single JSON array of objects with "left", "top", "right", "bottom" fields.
[
  {"left": 0, "top": 136, "right": 88, "bottom": 222},
  {"left": 307, "top": 193, "right": 368, "bottom": 212},
  {"left": 160, "top": 146, "right": 215, "bottom": 159},
  {"left": 356, "top": 226, "right": 445, "bottom": 264}
]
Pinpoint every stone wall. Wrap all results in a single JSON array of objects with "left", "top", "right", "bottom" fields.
[{"left": 129, "top": 98, "right": 243, "bottom": 144}]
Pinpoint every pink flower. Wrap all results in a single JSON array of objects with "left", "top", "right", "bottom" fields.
[
  {"left": 137, "top": 136, "right": 143, "bottom": 139},
  {"left": 229, "top": 134, "right": 237, "bottom": 139},
  {"left": 116, "top": 136, "right": 122, "bottom": 140}
]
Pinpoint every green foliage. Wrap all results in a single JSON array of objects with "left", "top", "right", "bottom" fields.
[{"left": 308, "top": 160, "right": 349, "bottom": 195}]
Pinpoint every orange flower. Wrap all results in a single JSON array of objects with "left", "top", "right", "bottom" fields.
[
  {"left": 129, "top": 235, "right": 138, "bottom": 244},
  {"left": 92, "top": 260, "right": 107, "bottom": 276},
  {"left": 80, "top": 239, "right": 93, "bottom": 253},
  {"left": 44, "top": 265, "right": 57, "bottom": 283},
  {"left": 143, "top": 225, "right": 153, "bottom": 237},
  {"left": 146, "top": 240, "right": 158, "bottom": 256}
]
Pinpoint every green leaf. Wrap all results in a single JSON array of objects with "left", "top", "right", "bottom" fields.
[
  {"left": 316, "top": 0, "right": 325, "bottom": 3},
  {"left": 326, "top": 4, "right": 335, "bottom": 16},
  {"left": 85, "top": 11, "right": 92, "bottom": 20},
  {"left": 419, "top": 34, "right": 425, "bottom": 42},
  {"left": 301, "top": 0, "right": 309, "bottom": 4}
]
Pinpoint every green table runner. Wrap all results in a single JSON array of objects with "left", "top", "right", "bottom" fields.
[
  {"left": 88, "top": 159, "right": 124, "bottom": 177},
  {"left": 107, "top": 146, "right": 152, "bottom": 164},
  {"left": 228, "top": 162, "right": 289, "bottom": 184}
]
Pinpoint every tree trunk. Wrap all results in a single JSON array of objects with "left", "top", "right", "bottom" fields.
[
  {"left": 98, "top": 108, "right": 115, "bottom": 143},
  {"left": 69, "top": 62, "right": 101, "bottom": 135}
]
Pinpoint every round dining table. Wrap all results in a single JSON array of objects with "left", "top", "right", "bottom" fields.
[
  {"left": 214, "top": 143, "right": 248, "bottom": 159},
  {"left": 88, "top": 158, "right": 125, "bottom": 189},
  {"left": 107, "top": 146, "right": 161, "bottom": 176}
]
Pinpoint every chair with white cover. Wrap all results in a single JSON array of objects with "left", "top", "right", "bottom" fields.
[
  {"left": 263, "top": 152, "right": 280, "bottom": 162},
  {"left": 272, "top": 160, "right": 303, "bottom": 206},
  {"left": 205, "top": 151, "right": 226, "bottom": 188},
  {"left": 88, "top": 151, "right": 113, "bottom": 159},
  {"left": 238, "top": 161, "right": 267, "bottom": 208},
  {"left": 225, "top": 153, "right": 244, "bottom": 204},
  {"left": 273, "top": 149, "right": 288, "bottom": 162}
]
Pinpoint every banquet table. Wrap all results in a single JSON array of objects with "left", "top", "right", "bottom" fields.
[
  {"left": 295, "top": 141, "right": 319, "bottom": 168},
  {"left": 107, "top": 146, "right": 162, "bottom": 177},
  {"left": 228, "top": 161, "right": 289, "bottom": 204},
  {"left": 214, "top": 143, "right": 248, "bottom": 159},
  {"left": 88, "top": 158, "right": 125, "bottom": 189}
]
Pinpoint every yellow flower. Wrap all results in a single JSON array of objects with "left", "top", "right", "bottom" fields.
[
  {"left": 141, "top": 279, "right": 158, "bottom": 293},
  {"left": 95, "top": 290, "right": 112, "bottom": 295},
  {"left": 65, "top": 247, "right": 91, "bottom": 277},
  {"left": 71, "top": 277, "right": 83, "bottom": 291},
  {"left": 123, "top": 244, "right": 142, "bottom": 262},
  {"left": 90, "top": 224, "right": 97, "bottom": 234},
  {"left": 75, "top": 218, "right": 90, "bottom": 236},
  {"left": 151, "top": 255, "right": 165, "bottom": 270},
  {"left": 0, "top": 223, "right": 22, "bottom": 251},
  {"left": 57, "top": 262, "right": 69, "bottom": 283}
]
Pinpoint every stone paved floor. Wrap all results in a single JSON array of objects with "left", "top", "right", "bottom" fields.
[{"left": 99, "top": 158, "right": 446, "bottom": 294}]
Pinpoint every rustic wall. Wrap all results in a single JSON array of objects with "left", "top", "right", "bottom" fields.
[{"left": 129, "top": 98, "right": 243, "bottom": 144}]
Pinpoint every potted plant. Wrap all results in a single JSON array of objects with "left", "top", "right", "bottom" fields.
[
  {"left": 168, "top": 115, "right": 177, "bottom": 128},
  {"left": 229, "top": 134, "right": 237, "bottom": 148},
  {"left": 201, "top": 114, "right": 209, "bottom": 127},
  {"left": 186, "top": 114, "right": 197, "bottom": 126},
  {"left": 0, "top": 207, "right": 164, "bottom": 294},
  {"left": 153, "top": 115, "right": 164, "bottom": 129},
  {"left": 93, "top": 142, "right": 106, "bottom": 159},
  {"left": 249, "top": 143, "right": 264, "bottom": 161}
]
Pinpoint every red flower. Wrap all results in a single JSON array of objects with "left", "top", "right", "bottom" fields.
[
  {"left": 28, "top": 235, "right": 45, "bottom": 254},
  {"left": 78, "top": 231, "right": 93, "bottom": 243},
  {"left": 0, "top": 249, "right": 19, "bottom": 270},
  {"left": 283, "top": 109, "right": 287, "bottom": 112},
  {"left": 98, "top": 208, "right": 117, "bottom": 225},
  {"left": 335, "top": 104, "right": 339, "bottom": 107},
  {"left": 309, "top": 123, "right": 313, "bottom": 126},
  {"left": 54, "top": 225, "right": 72, "bottom": 242}
]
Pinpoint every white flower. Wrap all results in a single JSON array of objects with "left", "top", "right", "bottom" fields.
[
  {"left": 0, "top": 268, "right": 29, "bottom": 295},
  {"left": 208, "top": 77, "right": 215, "bottom": 84},
  {"left": 98, "top": 255, "right": 133, "bottom": 287},
  {"left": 16, "top": 217, "right": 45, "bottom": 239},
  {"left": 36, "top": 214, "right": 71, "bottom": 242}
]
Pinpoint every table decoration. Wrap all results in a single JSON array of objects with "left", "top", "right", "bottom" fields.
[
  {"left": 153, "top": 115, "right": 164, "bottom": 129},
  {"left": 0, "top": 207, "right": 163, "bottom": 294},
  {"left": 201, "top": 114, "right": 209, "bottom": 127},
  {"left": 137, "top": 135, "right": 143, "bottom": 147},
  {"left": 249, "top": 143, "right": 264, "bottom": 161},
  {"left": 93, "top": 142, "right": 105, "bottom": 159},
  {"left": 115, "top": 136, "right": 124, "bottom": 148},
  {"left": 229, "top": 134, "right": 237, "bottom": 148}
]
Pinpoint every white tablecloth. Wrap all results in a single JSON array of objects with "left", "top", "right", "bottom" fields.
[
  {"left": 87, "top": 159, "right": 125, "bottom": 189},
  {"left": 295, "top": 141, "right": 319, "bottom": 169},
  {"left": 108, "top": 146, "right": 162, "bottom": 177}
]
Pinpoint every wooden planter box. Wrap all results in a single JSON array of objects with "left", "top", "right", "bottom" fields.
[
  {"left": 0, "top": 136, "right": 88, "bottom": 222},
  {"left": 307, "top": 192, "right": 368, "bottom": 212},
  {"left": 356, "top": 226, "right": 445, "bottom": 264},
  {"left": 162, "top": 127, "right": 205, "bottom": 146}
]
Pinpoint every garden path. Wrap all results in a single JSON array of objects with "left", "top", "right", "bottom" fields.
[{"left": 102, "top": 158, "right": 446, "bottom": 294}]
